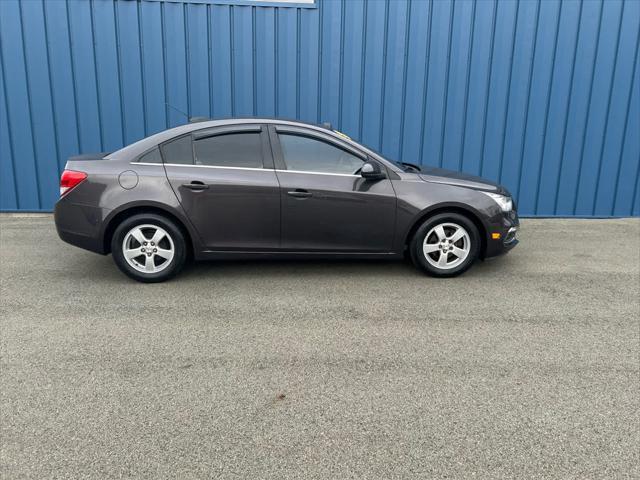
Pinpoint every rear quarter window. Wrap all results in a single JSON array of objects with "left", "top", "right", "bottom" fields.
[
  {"left": 160, "top": 136, "right": 193, "bottom": 165},
  {"left": 138, "top": 147, "right": 163, "bottom": 164}
]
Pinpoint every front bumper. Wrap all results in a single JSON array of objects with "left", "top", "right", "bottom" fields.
[{"left": 484, "top": 209, "right": 520, "bottom": 258}]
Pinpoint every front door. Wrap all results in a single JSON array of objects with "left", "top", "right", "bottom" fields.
[
  {"left": 161, "top": 125, "right": 280, "bottom": 250},
  {"left": 270, "top": 126, "right": 396, "bottom": 252}
]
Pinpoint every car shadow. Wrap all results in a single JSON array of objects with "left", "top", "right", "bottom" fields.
[
  {"left": 179, "top": 257, "right": 422, "bottom": 281},
  {"left": 176, "top": 254, "right": 516, "bottom": 282},
  {"left": 65, "top": 248, "right": 516, "bottom": 284}
]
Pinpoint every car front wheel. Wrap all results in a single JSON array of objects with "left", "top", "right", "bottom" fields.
[
  {"left": 111, "top": 213, "right": 187, "bottom": 283},
  {"left": 410, "top": 213, "right": 480, "bottom": 277}
]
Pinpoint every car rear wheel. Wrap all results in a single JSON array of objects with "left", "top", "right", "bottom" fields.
[
  {"left": 111, "top": 213, "right": 186, "bottom": 283},
  {"left": 410, "top": 213, "right": 480, "bottom": 277}
]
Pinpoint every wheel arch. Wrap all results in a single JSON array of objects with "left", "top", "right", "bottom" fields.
[
  {"left": 403, "top": 204, "right": 488, "bottom": 259},
  {"left": 102, "top": 202, "right": 198, "bottom": 256}
]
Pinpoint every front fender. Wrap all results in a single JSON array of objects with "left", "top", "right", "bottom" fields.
[{"left": 391, "top": 179, "right": 501, "bottom": 253}]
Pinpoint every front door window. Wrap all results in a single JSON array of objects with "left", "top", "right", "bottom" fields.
[{"left": 278, "top": 134, "right": 364, "bottom": 175}]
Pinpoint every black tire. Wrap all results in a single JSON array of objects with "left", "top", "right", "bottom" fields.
[
  {"left": 111, "top": 213, "right": 187, "bottom": 283},
  {"left": 410, "top": 212, "right": 481, "bottom": 278}
]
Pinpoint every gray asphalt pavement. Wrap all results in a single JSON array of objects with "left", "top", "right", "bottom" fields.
[{"left": 1, "top": 215, "right": 639, "bottom": 479}]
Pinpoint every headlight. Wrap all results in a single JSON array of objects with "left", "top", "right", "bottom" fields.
[{"left": 480, "top": 191, "right": 513, "bottom": 212}]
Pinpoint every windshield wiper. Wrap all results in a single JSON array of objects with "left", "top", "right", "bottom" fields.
[{"left": 397, "top": 162, "right": 421, "bottom": 173}]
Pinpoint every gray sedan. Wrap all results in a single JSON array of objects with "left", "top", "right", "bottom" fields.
[{"left": 54, "top": 118, "right": 519, "bottom": 282}]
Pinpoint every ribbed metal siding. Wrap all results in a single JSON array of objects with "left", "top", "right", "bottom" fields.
[{"left": 1, "top": 0, "right": 638, "bottom": 216}]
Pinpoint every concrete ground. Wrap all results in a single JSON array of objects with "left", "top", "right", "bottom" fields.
[{"left": 0, "top": 215, "right": 638, "bottom": 479}]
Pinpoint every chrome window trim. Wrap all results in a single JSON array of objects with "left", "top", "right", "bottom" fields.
[
  {"left": 133, "top": 162, "right": 271, "bottom": 172},
  {"left": 275, "top": 169, "right": 360, "bottom": 177},
  {"left": 133, "top": 162, "right": 362, "bottom": 177}
]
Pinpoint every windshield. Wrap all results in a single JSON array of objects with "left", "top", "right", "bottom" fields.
[{"left": 347, "top": 138, "right": 422, "bottom": 173}]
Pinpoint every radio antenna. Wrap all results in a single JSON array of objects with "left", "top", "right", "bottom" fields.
[{"left": 165, "top": 102, "right": 189, "bottom": 120}]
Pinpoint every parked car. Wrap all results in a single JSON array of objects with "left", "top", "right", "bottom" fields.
[{"left": 54, "top": 118, "right": 519, "bottom": 282}]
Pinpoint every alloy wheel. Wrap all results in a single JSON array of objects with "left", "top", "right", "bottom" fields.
[
  {"left": 122, "top": 224, "right": 175, "bottom": 274},
  {"left": 422, "top": 222, "right": 471, "bottom": 270}
]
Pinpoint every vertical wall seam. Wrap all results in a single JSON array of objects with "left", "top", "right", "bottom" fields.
[
  {"left": 611, "top": 25, "right": 640, "bottom": 215},
  {"left": 296, "top": 7, "right": 301, "bottom": 119},
  {"left": 478, "top": 0, "right": 498, "bottom": 176},
  {"left": 65, "top": 0, "right": 82, "bottom": 152},
  {"left": 398, "top": 0, "right": 412, "bottom": 161},
  {"left": 113, "top": 0, "right": 127, "bottom": 141},
  {"left": 89, "top": 0, "right": 104, "bottom": 151},
  {"left": 0, "top": 37, "right": 20, "bottom": 208},
  {"left": 338, "top": 0, "right": 345, "bottom": 130},
  {"left": 251, "top": 6, "right": 256, "bottom": 116},
  {"left": 497, "top": 0, "right": 520, "bottom": 182},
  {"left": 514, "top": 0, "right": 541, "bottom": 200},
  {"left": 160, "top": 1, "right": 169, "bottom": 127},
  {"left": 591, "top": 0, "right": 625, "bottom": 214},
  {"left": 552, "top": 0, "right": 584, "bottom": 214},
  {"left": 631, "top": 161, "right": 640, "bottom": 215},
  {"left": 514, "top": 0, "right": 542, "bottom": 197},
  {"left": 229, "top": 5, "right": 235, "bottom": 116},
  {"left": 458, "top": 0, "right": 477, "bottom": 171},
  {"left": 532, "top": 0, "right": 563, "bottom": 214},
  {"left": 357, "top": 0, "right": 367, "bottom": 141},
  {"left": 207, "top": 4, "right": 213, "bottom": 117},
  {"left": 316, "top": 0, "right": 323, "bottom": 123},
  {"left": 629, "top": 61, "right": 640, "bottom": 213},
  {"left": 41, "top": 0, "right": 61, "bottom": 173},
  {"left": 184, "top": 3, "right": 191, "bottom": 117},
  {"left": 137, "top": 0, "right": 148, "bottom": 136},
  {"left": 378, "top": 0, "right": 390, "bottom": 151},
  {"left": 571, "top": 0, "right": 604, "bottom": 214},
  {"left": 418, "top": 0, "right": 433, "bottom": 166},
  {"left": 18, "top": 0, "right": 42, "bottom": 208},
  {"left": 274, "top": 8, "right": 279, "bottom": 116},
  {"left": 437, "top": 0, "right": 455, "bottom": 167}
]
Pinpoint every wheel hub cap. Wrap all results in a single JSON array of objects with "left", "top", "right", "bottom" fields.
[
  {"left": 122, "top": 224, "right": 175, "bottom": 274},
  {"left": 423, "top": 222, "right": 471, "bottom": 270}
]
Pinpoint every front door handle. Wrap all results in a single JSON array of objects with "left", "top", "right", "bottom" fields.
[
  {"left": 182, "top": 181, "right": 209, "bottom": 191},
  {"left": 287, "top": 189, "right": 312, "bottom": 198}
]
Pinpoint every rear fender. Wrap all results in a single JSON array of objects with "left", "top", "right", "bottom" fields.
[{"left": 100, "top": 200, "right": 203, "bottom": 255}]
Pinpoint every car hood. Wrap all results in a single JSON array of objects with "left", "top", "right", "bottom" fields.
[{"left": 418, "top": 167, "right": 509, "bottom": 195}]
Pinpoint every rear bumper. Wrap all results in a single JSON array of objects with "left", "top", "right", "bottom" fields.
[
  {"left": 484, "top": 210, "right": 520, "bottom": 258},
  {"left": 54, "top": 199, "right": 108, "bottom": 254}
]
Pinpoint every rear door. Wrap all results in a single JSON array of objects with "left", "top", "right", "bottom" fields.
[
  {"left": 161, "top": 124, "right": 281, "bottom": 250},
  {"left": 270, "top": 126, "right": 396, "bottom": 252}
]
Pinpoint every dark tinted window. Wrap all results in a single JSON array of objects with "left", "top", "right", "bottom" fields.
[
  {"left": 278, "top": 134, "right": 363, "bottom": 174},
  {"left": 138, "top": 147, "right": 162, "bottom": 164},
  {"left": 160, "top": 135, "right": 193, "bottom": 165},
  {"left": 193, "top": 133, "right": 263, "bottom": 168}
]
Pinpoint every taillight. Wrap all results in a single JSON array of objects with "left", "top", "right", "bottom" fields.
[{"left": 60, "top": 170, "right": 87, "bottom": 196}]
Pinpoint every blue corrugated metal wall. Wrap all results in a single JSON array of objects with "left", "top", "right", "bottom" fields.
[{"left": 1, "top": 0, "right": 638, "bottom": 215}]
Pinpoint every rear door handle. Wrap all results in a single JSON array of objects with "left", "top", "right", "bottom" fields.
[
  {"left": 182, "top": 181, "right": 209, "bottom": 191},
  {"left": 287, "top": 189, "right": 312, "bottom": 198}
]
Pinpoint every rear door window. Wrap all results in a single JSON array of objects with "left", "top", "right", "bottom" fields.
[{"left": 193, "top": 132, "right": 263, "bottom": 168}]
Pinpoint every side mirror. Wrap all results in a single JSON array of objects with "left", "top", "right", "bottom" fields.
[{"left": 361, "top": 161, "right": 385, "bottom": 180}]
